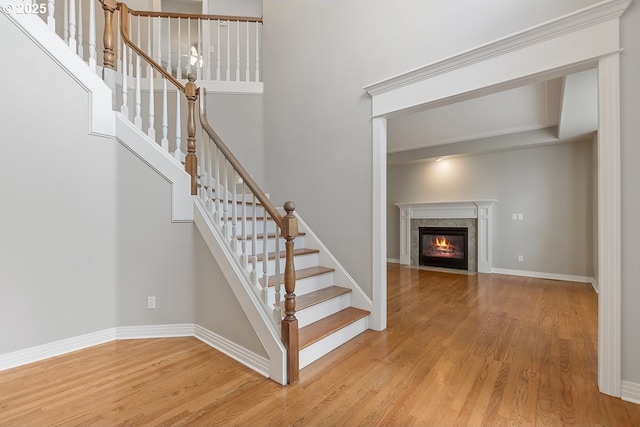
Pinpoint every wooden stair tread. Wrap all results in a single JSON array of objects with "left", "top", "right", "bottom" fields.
[
  {"left": 256, "top": 248, "right": 319, "bottom": 262},
  {"left": 281, "top": 286, "right": 351, "bottom": 311},
  {"left": 299, "top": 307, "right": 370, "bottom": 350},
  {"left": 236, "top": 232, "right": 305, "bottom": 241},
  {"left": 261, "top": 266, "right": 335, "bottom": 287}
]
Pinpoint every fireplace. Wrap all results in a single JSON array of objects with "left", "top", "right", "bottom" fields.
[{"left": 418, "top": 227, "right": 469, "bottom": 270}]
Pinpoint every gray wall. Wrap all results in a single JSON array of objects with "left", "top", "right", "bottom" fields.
[
  {"left": 620, "top": 0, "right": 640, "bottom": 386},
  {"left": 387, "top": 141, "right": 595, "bottom": 277},
  {"left": 0, "top": 11, "right": 265, "bottom": 359},
  {"left": 207, "top": 0, "right": 262, "bottom": 16},
  {"left": 206, "top": 92, "right": 265, "bottom": 186},
  {"left": 261, "top": 0, "right": 600, "bottom": 298},
  {"left": 0, "top": 12, "right": 117, "bottom": 353}
]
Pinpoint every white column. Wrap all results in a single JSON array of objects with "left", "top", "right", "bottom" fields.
[{"left": 475, "top": 202, "right": 494, "bottom": 274}]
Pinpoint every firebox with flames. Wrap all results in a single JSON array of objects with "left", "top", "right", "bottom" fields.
[{"left": 425, "top": 235, "right": 463, "bottom": 258}]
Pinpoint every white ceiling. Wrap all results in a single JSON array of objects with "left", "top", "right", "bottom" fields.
[{"left": 387, "top": 68, "right": 598, "bottom": 164}]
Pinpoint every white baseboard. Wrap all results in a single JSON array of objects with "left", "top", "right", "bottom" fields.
[
  {"left": 0, "top": 328, "right": 116, "bottom": 371},
  {"left": 116, "top": 324, "right": 195, "bottom": 339},
  {"left": 387, "top": 258, "right": 401, "bottom": 264},
  {"left": 194, "top": 325, "right": 270, "bottom": 378},
  {"left": 0, "top": 324, "right": 270, "bottom": 381},
  {"left": 491, "top": 268, "right": 595, "bottom": 286},
  {"left": 622, "top": 380, "right": 640, "bottom": 405}
]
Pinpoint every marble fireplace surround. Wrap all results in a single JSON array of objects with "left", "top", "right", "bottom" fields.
[{"left": 396, "top": 201, "right": 496, "bottom": 273}]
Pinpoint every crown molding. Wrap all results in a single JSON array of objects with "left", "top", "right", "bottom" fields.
[{"left": 363, "top": 0, "right": 632, "bottom": 97}]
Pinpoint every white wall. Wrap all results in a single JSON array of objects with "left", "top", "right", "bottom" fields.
[
  {"left": 388, "top": 141, "right": 595, "bottom": 277},
  {"left": 207, "top": 0, "right": 262, "bottom": 16},
  {"left": 619, "top": 0, "right": 640, "bottom": 386},
  {"left": 262, "top": 0, "right": 600, "bottom": 298}
]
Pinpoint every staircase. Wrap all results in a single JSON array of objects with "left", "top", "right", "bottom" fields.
[
  {"left": 223, "top": 199, "right": 371, "bottom": 369},
  {"left": 7, "top": 0, "right": 372, "bottom": 384}
]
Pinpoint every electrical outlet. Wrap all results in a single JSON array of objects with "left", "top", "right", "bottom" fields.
[
  {"left": 147, "top": 296, "right": 156, "bottom": 310},
  {"left": 518, "top": 255, "right": 524, "bottom": 262},
  {"left": 512, "top": 213, "right": 518, "bottom": 220}
]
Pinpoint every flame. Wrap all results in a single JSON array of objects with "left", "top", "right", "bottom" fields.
[{"left": 435, "top": 237, "right": 451, "bottom": 249}]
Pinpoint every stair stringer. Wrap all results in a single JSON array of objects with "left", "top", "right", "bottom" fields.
[
  {"left": 294, "top": 213, "right": 374, "bottom": 315},
  {"left": 194, "top": 201, "right": 287, "bottom": 385},
  {"left": 0, "top": 4, "right": 115, "bottom": 138}
]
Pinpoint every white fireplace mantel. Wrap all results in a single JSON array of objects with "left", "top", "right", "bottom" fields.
[{"left": 396, "top": 200, "right": 496, "bottom": 273}]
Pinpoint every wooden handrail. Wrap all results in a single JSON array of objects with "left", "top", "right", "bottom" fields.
[
  {"left": 198, "top": 88, "right": 283, "bottom": 227},
  {"left": 126, "top": 7, "right": 263, "bottom": 23},
  {"left": 118, "top": 3, "right": 186, "bottom": 93}
]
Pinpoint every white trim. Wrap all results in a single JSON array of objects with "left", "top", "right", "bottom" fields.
[
  {"left": 0, "top": 324, "right": 271, "bottom": 382},
  {"left": 387, "top": 258, "right": 401, "bottom": 264},
  {"left": 621, "top": 381, "right": 640, "bottom": 405},
  {"left": 590, "top": 278, "right": 600, "bottom": 294},
  {"left": 364, "top": 0, "right": 630, "bottom": 397},
  {"left": 491, "top": 268, "right": 595, "bottom": 285},
  {"left": 1, "top": 4, "right": 115, "bottom": 137},
  {"left": 115, "top": 324, "right": 194, "bottom": 339},
  {"left": 0, "top": 328, "right": 117, "bottom": 371},
  {"left": 597, "top": 52, "right": 622, "bottom": 397},
  {"left": 372, "top": 117, "right": 387, "bottom": 331},
  {"left": 116, "top": 114, "right": 194, "bottom": 222},
  {"left": 194, "top": 325, "right": 270, "bottom": 378},
  {"left": 396, "top": 200, "right": 496, "bottom": 273}
]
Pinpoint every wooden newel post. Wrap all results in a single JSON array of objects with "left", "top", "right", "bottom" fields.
[
  {"left": 101, "top": 0, "right": 117, "bottom": 74},
  {"left": 185, "top": 74, "right": 199, "bottom": 195},
  {"left": 281, "top": 201, "right": 299, "bottom": 384}
]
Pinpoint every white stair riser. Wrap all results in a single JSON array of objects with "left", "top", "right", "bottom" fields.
[
  {"left": 236, "top": 236, "right": 306, "bottom": 256},
  {"left": 299, "top": 316, "right": 369, "bottom": 369},
  {"left": 296, "top": 293, "right": 352, "bottom": 328},
  {"left": 249, "top": 253, "right": 319, "bottom": 277},
  {"left": 265, "top": 272, "right": 336, "bottom": 304}
]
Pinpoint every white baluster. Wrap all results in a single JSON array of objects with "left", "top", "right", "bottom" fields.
[
  {"left": 216, "top": 20, "right": 221, "bottom": 80},
  {"left": 255, "top": 21, "right": 260, "bottom": 82},
  {"left": 214, "top": 147, "right": 221, "bottom": 225},
  {"left": 177, "top": 18, "right": 182, "bottom": 80},
  {"left": 134, "top": 24, "right": 142, "bottom": 129},
  {"left": 166, "top": 17, "right": 172, "bottom": 75},
  {"left": 241, "top": 181, "right": 248, "bottom": 268},
  {"left": 156, "top": 16, "right": 162, "bottom": 69},
  {"left": 147, "top": 23, "right": 155, "bottom": 140},
  {"left": 274, "top": 225, "right": 282, "bottom": 321},
  {"left": 76, "top": 0, "right": 83, "bottom": 59},
  {"left": 251, "top": 194, "right": 258, "bottom": 287},
  {"left": 235, "top": 21, "right": 240, "bottom": 82},
  {"left": 261, "top": 212, "right": 269, "bottom": 304},
  {"left": 245, "top": 22, "right": 250, "bottom": 81},
  {"left": 174, "top": 93, "right": 182, "bottom": 161},
  {"left": 207, "top": 139, "right": 215, "bottom": 215},
  {"left": 226, "top": 20, "right": 230, "bottom": 81},
  {"left": 47, "top": 0, "right": 55, "bottom": 32},
  {"left": 121, "top": 43, "right": 129, "bottom": 118},
  {"left": 161, "top": 78, "right": 169, "bottom": 151},
  {"left": 68, "top": 0, "right": 76, "bottom": 52},
  {"left": 197, "top": 19, "right": 202, "bottom": 81},
  {"left": 222, "top": 159, "right": 229, "bottom": 237},
  {"left": 88, "top": 0, "right": 96, "bottom": 72},
  {"left": 232, "top": 171, "right": 239, "bottom": 252},
  {"left": 63, "top": 0, "right": 68, "bottom": 42},
  {"left": 187, "top": 18, "right": 191, "bottom": 76}
]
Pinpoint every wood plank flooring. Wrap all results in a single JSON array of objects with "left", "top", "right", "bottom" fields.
[{"left": 2, "top": 263, "right": 639, "bottom": 426}]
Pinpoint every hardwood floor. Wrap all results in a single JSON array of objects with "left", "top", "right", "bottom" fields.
[{"left": 2, "top": 264, "right": 640, "bottom": 426}]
